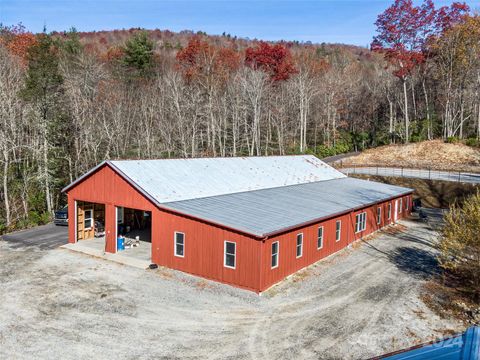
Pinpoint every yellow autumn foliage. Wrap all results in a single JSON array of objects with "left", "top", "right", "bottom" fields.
[{"left": 439, "top": 191, "right": 480, "bottom": 300}]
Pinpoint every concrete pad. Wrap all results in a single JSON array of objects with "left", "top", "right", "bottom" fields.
[{"left": 61, "top": 240, "right": 151, "bottom": 269}]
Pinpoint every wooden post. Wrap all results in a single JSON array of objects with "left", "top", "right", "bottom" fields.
[
  {"left": 105, "top": 203, "right": 117, "bottom": 253},
  {"left": 67, "top": 195, "right": 76, "bottom": 244}
]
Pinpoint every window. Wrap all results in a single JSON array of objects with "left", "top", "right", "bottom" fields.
[
  {"left": 84, "top": 209, "right": 93, "bottom": 229},
  {"left": 224, "top": 241, "right": 236, "bottom": 269},
  {"left": 387, "top": 203, "right": 392, "bottom": 220},
  {"left": 271, "top": 242, "right": 279, "bottom": 268},
  {"left": 405, "top": 197, "right": 409, "bottom": 210},
  {"left": 377, "top": 207, "right": 382, "bottom": 225},
  {"left": 335, "top": 221, "right": 341, "bottom": 242},
  {"left": 355, "top": 212, "right": 367, "bottom": 233},
  {"left": 174, "top": 232, "right": 185, "bottom": 257},
  {"left": 317, "top": 226, "right": 324, "bottom": 249},
  {"left": 296, "top": 233, "right": 303, "bottom": 258},
  {"left": 399, "top": 198, "right": 403, "bottom": 213}
]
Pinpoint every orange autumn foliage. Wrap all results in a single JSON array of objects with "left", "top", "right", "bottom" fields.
[{"left": 1, "top": 32, "right": 37, "bottom": 63}]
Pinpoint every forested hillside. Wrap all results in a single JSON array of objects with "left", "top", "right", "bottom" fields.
[{"left": 0, "top": 0, "right": 479, "bottom": 231}]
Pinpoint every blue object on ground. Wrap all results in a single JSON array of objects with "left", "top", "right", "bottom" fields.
[
  {"left": 378, "top": 326, "right": 480, "bottom": 360},
  {"left": 117, "top": 236, "right": 124, "bottom": 251}
]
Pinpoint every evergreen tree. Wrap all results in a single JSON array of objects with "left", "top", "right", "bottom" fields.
[
  {"left": 61, "top": 27, "right": 82, "bottom": 56},
  {"left": 21, "top": 33, "right": 72, "bottom": 214},
  {"left": 122, "top": 30, "right": 155, "bottom": 77}
]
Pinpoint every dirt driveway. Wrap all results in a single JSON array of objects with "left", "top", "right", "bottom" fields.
[{"left": 0, "top": 211, "right": 462, "bottom": 359}]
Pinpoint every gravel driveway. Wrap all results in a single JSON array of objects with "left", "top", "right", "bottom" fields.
[{"left": 0, "top": 212, "right": 462, "bottom": 359}]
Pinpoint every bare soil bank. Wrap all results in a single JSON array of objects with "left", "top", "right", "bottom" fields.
[{"left": 341, "top": 140, "right": 480, "bottom": 173}]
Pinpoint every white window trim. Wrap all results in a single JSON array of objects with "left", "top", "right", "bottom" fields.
[
  {"left": 84, "top": 209, "right": 93, "bottom": 230},
  {"left": 399, "top": 198, "right": 403, "bottom": 213},
  {"left": 355, "top": 212, "right": 367, "bottom": 233},
  {"left": 387, "top": 203, "right": 392, "bottom": 220},
  {"left": 317, "top": 226, "right": 324, "bottom": 250},
  {"left": 224, "top": 241, "right": 236, "bottom": 269},
  {"left": 405, "top": 197, "right": 409, "bottom": 210},
  {"left": 296, "top": 233, "right": 303, "bottom": 258},
  {"left": 335, "top": 220, "right": 342, "bottom": 242},
  {"left": 377, "top": 207, "right": 382, "bottom": 225},
  {"left": 271, "top": 241, "right": 279, "bottom": 269},
  {"left": 174, "top": 231, "right": 185, "bottom": 258}
]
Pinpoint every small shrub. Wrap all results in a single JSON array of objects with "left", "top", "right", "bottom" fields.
[
  {"left": 314, "top": 145, "right": 336, "bottom": 158},
  {"left": 309, "top": 142, "right": 352, "bottom": 159},
  {"left": 39, "top": 212, "right": 51, "bottom": 224},
  {"left": 410, "top": 135, "right": 423, "bottom": 143},
  {"left": 465, "top": 138, "right": 478, "bottom": 147},
  {"left": 26, "top": 211, "right": 50, "bottom": 226},
  {"left": 446, "top": 136, "right": 459, "bottom": 143}
]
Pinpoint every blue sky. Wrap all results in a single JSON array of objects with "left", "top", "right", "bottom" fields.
[{"left": 2, "top": 0, "right": 480, "bottom": 46}]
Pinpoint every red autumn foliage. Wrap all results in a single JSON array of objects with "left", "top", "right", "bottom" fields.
[
  {"left": 436, "top": 2, "right": 470, "bottom": 32},
  {"left": 0, "top": 24, "right": 37, "bottom": 63},
  {"left": 176, "top": 36, "right": 240, "bottom": 83},
  {"left": 371, "top": 0, "right": 469, "bottom": 79},
  {"left": 245, "top": 41, "right": 297, "bottom": 81}
]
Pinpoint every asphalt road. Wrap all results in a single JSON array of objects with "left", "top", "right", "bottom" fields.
[
  {"left": 322, "top": 151, "right": 359, "bottom": 164},
  {"left": 341, "top": 166, "right": 480, "bottom": 184},
  {"left": 1, "top": 223, "right": 68, "bottom": 250}
]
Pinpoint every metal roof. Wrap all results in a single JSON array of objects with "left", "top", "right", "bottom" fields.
[
  {"left": 107, "top": 155, "right": 345, "bottom": 203},
  {"left": 163, "top": 177, "right": 413, "bottom": 237},
  {"left": 379, "top": 326, "right": 480, "bottom": 360}
]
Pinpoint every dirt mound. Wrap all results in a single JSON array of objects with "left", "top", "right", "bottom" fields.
[{"left": 342, "top": 140, "right": 480, "bottom": 172}]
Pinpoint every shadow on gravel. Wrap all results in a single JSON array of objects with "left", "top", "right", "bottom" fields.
[
  {"left": 389, "top": 246, "right": 439, "bottom": 280},
  {"left": 396, "top": 232, "right": 437, "bottom": 249}
]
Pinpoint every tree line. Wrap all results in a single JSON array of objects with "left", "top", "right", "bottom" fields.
[{"left": 0, "top": 0, "right": 479, "bottom": 231}]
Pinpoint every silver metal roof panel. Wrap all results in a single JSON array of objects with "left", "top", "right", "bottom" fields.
[{"left": 109, "top": 155, "right": 345, "bottom": 203}]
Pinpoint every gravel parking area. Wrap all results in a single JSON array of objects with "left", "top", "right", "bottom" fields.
[{"left": 0, "top": 212, "right": 462, "bottom": 359}]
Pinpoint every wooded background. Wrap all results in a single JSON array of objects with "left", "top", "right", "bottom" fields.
[{"left": 1, "top": 0, "right": 479, "bottom": 231}]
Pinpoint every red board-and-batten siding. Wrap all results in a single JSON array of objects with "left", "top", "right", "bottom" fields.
[{"left": 66, "top": 164, "right": 412, "bottom": 293}]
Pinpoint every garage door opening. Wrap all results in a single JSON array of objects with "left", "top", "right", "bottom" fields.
[
  {"left": 75, "top": 201, "right": 107, "bottom": 252},
  {"left": 76, "top": 201, "right": 106, "bottom": 242},
  {"left": 116, "top": 206, "right": 152, "bottom": 263}
]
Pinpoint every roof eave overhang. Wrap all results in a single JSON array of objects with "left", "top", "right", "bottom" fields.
[
  {"left": 62, "top": 161, "right": 413, "bottom": 241},
  {"left": 260, "top": 188, "right": 414, "bottom": 238}
]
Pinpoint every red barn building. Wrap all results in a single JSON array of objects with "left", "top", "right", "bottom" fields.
[{"left": 63, "top": 156, "right": 412, "bottom": 293}]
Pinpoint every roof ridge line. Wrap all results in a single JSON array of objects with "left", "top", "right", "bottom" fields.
[{"left": 110, "top": 154, "right": 317, "bottom": 162}]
